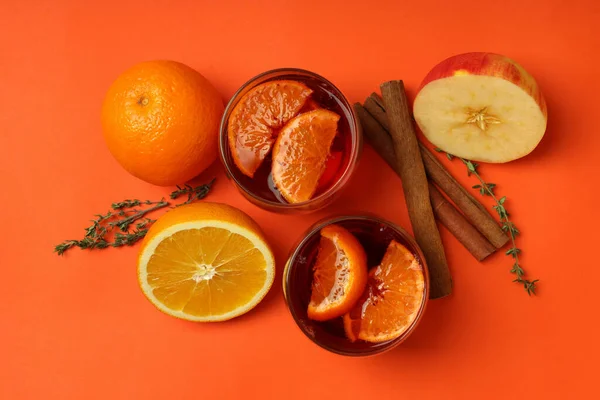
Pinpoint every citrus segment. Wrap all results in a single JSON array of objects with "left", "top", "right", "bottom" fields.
[
  {"left": 272, "top": 109, "right": 340, "bottom": 203},
  {"left": 138, "top": 202, "right": 275, "bottom": 321},
  {"left": 228, "top": 80, "right": 313, "bottom": 177},
  {"left": 343, "top": 240, "right": 425, "bottom": 343},
  {"left": 307, "top": 224, "right": 368, "bottom": 321}
]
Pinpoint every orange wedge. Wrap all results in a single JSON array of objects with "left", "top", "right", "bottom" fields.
[
  {"left": 307, "top": 224, "right": 368, "bottom": 321},
  {"left": 227, "top": 80, "right": 312, "bottom": 177},
  {"left": 343, "top": 240, "right": 425, "bottom": 343},
  {"left": 137, "top": 202, "right": 275, "bottom": 322},
  {"left": 272, "top": 109, "right": 340, "bottom": 203}
]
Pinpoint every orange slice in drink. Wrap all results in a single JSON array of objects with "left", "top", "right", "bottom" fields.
[
  {"left": 228, "top": 80, "right": 312, "bottom": 177},
  {"left": 307, "top": 224, "right": 368, "bottom": 321},
  {"left": 343, "top": 240, "right": 425, "bottom": 343},
  {"left": 272, "top": 109, "right": 340, "bottom": 203}
]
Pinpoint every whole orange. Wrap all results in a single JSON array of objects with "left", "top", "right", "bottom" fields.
[{"left": 101, "top": 60, "right": 224, "bottom": 186}]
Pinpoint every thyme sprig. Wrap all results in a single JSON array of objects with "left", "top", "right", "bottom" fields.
[
  {"left": 55, "top": 179, "right": 215, "bottom": 255},
  {"left": 435, "top": 148, "right": 539, "bottom": 295},
  {"left": 171, "top": 178, "right": 216, "bottom": 205}
]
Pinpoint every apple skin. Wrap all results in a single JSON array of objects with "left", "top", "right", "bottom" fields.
[{"left": 417, "top": 52, "right": 547, "bottom": 118}]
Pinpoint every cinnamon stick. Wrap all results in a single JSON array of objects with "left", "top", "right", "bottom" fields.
[
  {"left": 364, "top": 92, "right": 509, "bottom": 249},
  {"left": 380, "top": 80, "right": 452, "bottom": 299},
  {"left": 420, "top": 150, "right": 509, "bottom": 249},
  {"left": 369, "top": 92, "right": 385, "bottom": 109},
  {"left": 355, "top": 103, "right": 496, "bottom": 261},
  {"left": 354, "top": 104, "right": 396, "bottom": 167},
  {"left": 364, "top": 94, "right": 390, "bottom": 131},
  {"left": 428, "top": 183, "right": 496, "bottom": 260}
]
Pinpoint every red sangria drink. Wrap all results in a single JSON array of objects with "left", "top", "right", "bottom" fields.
[
  {"left": 283, "top": 215, "right": 429, "bottom": 356},
  {"left": 219, "top": 69, "right": 361, "bottom": 212}
]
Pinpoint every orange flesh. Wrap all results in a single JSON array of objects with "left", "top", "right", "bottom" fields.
[
  {"left": 271, "top": 109, "right": 340, "bottom": 203},
  {"left": 343, "top": 240, "right": 425, "bottom": 343},
  {"left": 227, "top": 80, "right": 312, "bottom": 177},
  {"left": 307, "top": 224, "right": 368, "bottom": 321},
  {"left": 137, "top": 202, "right": 276, "bottom": 322},
  {"left": 146, "top": 228, "right": 268, "bottom": 317}
]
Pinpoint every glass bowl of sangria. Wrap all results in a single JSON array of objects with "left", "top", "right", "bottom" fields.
[
  {"left": 219, "top": 68, "right": 361, "bottom": 213},
  {"left": 283, "top": 215, "right": 430, "bottom": 356}
]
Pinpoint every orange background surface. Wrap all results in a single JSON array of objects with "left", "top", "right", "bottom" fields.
[{"left": 1, "top": 1, "right": 598, "bottom": 398}]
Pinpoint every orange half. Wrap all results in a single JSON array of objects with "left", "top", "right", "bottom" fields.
[
  {"left": 343, "top": 240, "right": 425, "bottom": 343},
  {"left": 227, "top": 80, "right": 312, "bottom": 177},
  {"left": 307, "top": 224, "right": 368, "bottom": 321},
  {"left": 137, "top": 203, "right": 276, "bottom": 322},
  {"left": 272, "top": 109, "right": 340, "bottom": 203}
]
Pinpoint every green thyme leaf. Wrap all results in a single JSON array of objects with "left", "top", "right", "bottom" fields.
[
  {"left": 55, "top": 179, "right": 215, "bottom": 255},
  {"left": 434, "top": 149, "right": 539, "bottom": 296}
]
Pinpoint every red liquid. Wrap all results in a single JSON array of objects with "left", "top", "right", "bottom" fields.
[
  {"left": 284, "top": 217, "right": 427, "bottom": 355},
  {"left": 225, "top": 75, "right": 354, "bottom": 204}
]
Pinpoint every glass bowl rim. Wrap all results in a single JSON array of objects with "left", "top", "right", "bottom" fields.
[
  {"left": 218, "top": 67, "right": 362, "bottom": 210},
  {"left": 282, "top": 214, "right": 430, "bottom": 357}
]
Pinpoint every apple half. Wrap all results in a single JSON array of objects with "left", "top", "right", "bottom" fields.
[{"left": 413, "top": 53, "right": 547, "bottom": 163}]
